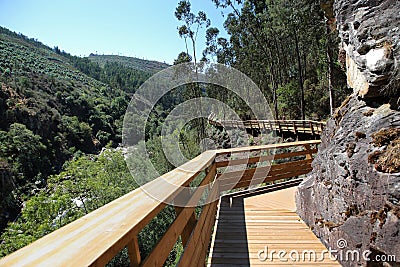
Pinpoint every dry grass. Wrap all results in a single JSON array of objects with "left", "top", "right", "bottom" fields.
[
  {"left": 371, "top": 128, "right": 400, "bottom": 147},
  {"left": 363, "top": 109, "right": 374, "bottom": 116},
  {"left": 368, "top": 128, "right": 400, "bottom": 173},
  {"left": 355, "top": 131, "right": 366, "bottom": 140}
]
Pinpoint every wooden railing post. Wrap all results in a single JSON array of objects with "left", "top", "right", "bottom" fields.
[
  {"left": 303, "top": 144, "right": 313, "bottom": 160},
  {"left": 278, "top": 121, "right": 282, "bottom": 133},
  {"left": 178, "top": 178, "right": 220, "bottom": 267},
  {"left": 127, "top": 235, "right": 141, "bottom": 267},
  {"left": 310, "top": 121, "right": 315, "bottom": 135}
]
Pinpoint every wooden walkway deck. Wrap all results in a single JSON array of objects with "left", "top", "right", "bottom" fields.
[{"left": 208, "top": 180, "right": 340, "bottom": 266}]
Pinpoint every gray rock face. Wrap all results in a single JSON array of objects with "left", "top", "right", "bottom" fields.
[
  {"left": 297, "top": 1, "right": 400, "bottom": 265},
  {"left": 334, "top": 0, "right": 400, "bottom": 98},
  {"left": 296, "top": 95, "right": 400, "bottom": 266}
]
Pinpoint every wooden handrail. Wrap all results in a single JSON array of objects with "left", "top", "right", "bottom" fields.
[{"left": 0, "top": 141, "right": 321, "bottom": 267}]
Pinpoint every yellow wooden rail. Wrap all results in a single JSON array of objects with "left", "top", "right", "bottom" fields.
[
  {"left": 208, "top": 117, "right": 326, "bottom": 135},
  {"left": 0, "top": 140, "right": 321, "bottom": 267}
]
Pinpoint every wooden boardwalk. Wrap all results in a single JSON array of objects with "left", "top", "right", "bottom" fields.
[
  {"left": 208, "top": 115, "right": 325, "bottom": 136},
  {"left": 208, "top": 180, "right": 340, "bottom": 266},
  {"left": 1, "top": 141, "right": 334, "bottom": 267}
]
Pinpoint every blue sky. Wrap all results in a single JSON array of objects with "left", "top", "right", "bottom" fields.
[{"left": 0, "top": 0, "right": 229, "bottom": 64}]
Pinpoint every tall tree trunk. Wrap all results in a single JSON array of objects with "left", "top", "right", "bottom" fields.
[
  {"left": 229, "top": 2, "right": 279, "bottom": 119},
  {"left": 273, "top": 81, "right": 279, "bottom": 120},
  {"left": 294, "top": 29, "right": 305, "bottom": 120},
  {"left": 191, "top": 39, "right": 205, "bottom": 140},
  {"left": 272, "top": 35, "right": 284, "bottom": 86},
  {"left": 266, "top": 46, "right": 279, "bottom": 119},
  {"left": 326, "top": 25, "right": 335, "bottom": 115}
]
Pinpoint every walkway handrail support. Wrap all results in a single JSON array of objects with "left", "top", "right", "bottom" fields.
[{"left": 0, "top": 140, "right": 321, "bottom": 267}]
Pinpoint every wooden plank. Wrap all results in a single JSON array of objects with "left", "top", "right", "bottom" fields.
[
  {"left": 217, "top": 159, "right": 313, "bottom": 180},
  {"left": 310, "top": 121, "right": 315, "bottom": 135},
  {"left": 178, "top": 182, "right": 219, "bottom": 267},
  {"left": 197, "top": 193, "right": 219, "bottom": 266},
  {"left": 303, "top": 144, "right": 313, "bottom": 160},
  {"left": 222, "top": 169, "right": 312, "bottom": 191},
  {"left": 207, "top": 186, "right": 340, "bottom": 267},
  {"left": 174, "top": 204, "right": 197, "bottom": 247},
  {"left": 218, "top": 167, "right": 312, "bottom": 191},
  {"left": 216, "top": 149, "right": 317, "bottom": 168},
  {"left": 141, "top": 205, "right": 194, "bottom": 266},
  {"left": 278, "top": 121, "right": 282, "bottom": 132},
  {"left": 216, "top": 140, "right": 321, "bottom": 156}
]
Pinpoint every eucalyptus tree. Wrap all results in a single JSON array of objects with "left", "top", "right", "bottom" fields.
[
  {"left": 175, "top": 1, "right": 211, "bottom": 139},
  {"left": 206, "top": 0, "right": 344, "bottom": 120}
]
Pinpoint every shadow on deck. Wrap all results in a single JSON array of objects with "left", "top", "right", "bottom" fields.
[{"left": 208, "top": 179, "right": 340, "bottom": 266}]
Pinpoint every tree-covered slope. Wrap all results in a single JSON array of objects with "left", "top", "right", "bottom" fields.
[
  {"left": 0, "top": 26, "right": 134, "bottom": 228},
  {"left": 88, "top": 54, "right": 169, "bottom": 73}
]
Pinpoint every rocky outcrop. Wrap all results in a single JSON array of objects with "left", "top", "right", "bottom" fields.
[
  {"left": 296, "top": 1, "right": 400, "bottom": 266},
  {"left": 296, "top": 95, "right": 400, "bottom": 266},
  {"left": 334, "top": 0, "right": 400, "bottom": 99}
]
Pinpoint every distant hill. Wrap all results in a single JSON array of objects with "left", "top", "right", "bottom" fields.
[{"left": 88, "top": 54, "right": 170, "bottom": 74}]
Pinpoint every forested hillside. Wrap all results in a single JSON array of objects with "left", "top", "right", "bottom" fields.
[
  {"left": 0, "top": 26, "right": 170, "bottom": 235},
  {"left": 88, "top": 54, "right": 169, "bottom": 73}
]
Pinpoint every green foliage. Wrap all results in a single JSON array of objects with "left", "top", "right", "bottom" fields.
[
  {"left": 0, "top": 150, "right": 137, "bottom": 257},
  {"left": 277, "top": 81, "right": 300, "bottom": 119},
  {"left": 0, "top": 123, "right": 48, "bottom": 192},
  {"left": 100, "top": 62, "right": 151, "bottom": 94},
  {"left": 0, "top": 147, "right": 185, "bottom": 265},
  {"left": 207, "top": 0, "right": 349, "bottom": 120}
]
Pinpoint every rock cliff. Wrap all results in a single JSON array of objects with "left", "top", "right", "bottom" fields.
[
  {"left": 335, "top": 0, "right": 400, "bottom": 99},
  {"left": 296, "top": 0, "right": 400, "bottom": 266}
]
